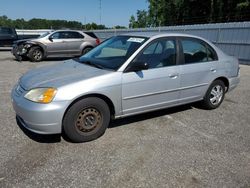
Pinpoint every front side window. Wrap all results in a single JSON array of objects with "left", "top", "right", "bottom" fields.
[
  {"left": 50, "top": 32, "right": 61, "bottom": 39},
  {"left": 181, "top": 39, "right": 217, "bottom": 64},
  {"left": 133, "top": 38, "right": 177, "bottom": 69},
  {"left": 78, "top": 36, "right": 148, "bottom": 70},
  {"left": 39, "top": 32, "right": 51, "bottom": 38}
]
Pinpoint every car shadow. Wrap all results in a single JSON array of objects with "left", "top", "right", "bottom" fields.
[
  {"left": 16, "top": 117, "right": 61, "bottom": 143},
  {"left": 43, "top": 57, "right": 73, "bottom": 61},
  {"left": 109, "top": 103, "right": 196, "bottom": 129},
  {"left": 15, "top": 57, "right": 72, "bottom": 62},
  {"left": 0, "top": 48, "right": 12, "bottom": 51}
]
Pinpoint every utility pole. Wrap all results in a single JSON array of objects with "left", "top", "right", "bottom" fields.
[
  {"left": 99, "top": 0, "right": 102, "bottom": 25},
  {"left": 84, "top": 16, "right": 86, "bottom": 30}
]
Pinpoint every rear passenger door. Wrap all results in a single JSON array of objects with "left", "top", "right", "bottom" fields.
[
  {"left": 62, "top": 31, "right": 84, "bottom": 55},
  {"left": 178, "top": 37, "right": 220, "bottom": 103}
]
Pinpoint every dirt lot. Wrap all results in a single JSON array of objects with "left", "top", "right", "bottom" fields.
[{"left": 0, "top": 51, "right": 249, "bottom": 188}]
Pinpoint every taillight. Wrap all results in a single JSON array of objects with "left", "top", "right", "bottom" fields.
[{"left": 96, "top": 38, "right": 100, "bottom": 45}]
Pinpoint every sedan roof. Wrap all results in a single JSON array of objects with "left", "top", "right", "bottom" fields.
[{"left": 120, "top": 32, "right": 205, "bottom": 40}]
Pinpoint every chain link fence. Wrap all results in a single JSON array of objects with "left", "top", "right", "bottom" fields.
[
  {"left": 16, "top": 22, "right": 250, "bottom": 64},
  {"left": 93, "top": 22, "right": 250, "bottom": 65}
]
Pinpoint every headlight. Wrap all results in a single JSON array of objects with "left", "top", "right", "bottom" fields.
[{"left": 24, "top": 88, "right": 57, "bottom": 103}]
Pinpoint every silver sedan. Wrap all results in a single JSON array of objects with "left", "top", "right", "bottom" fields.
[{"left": 11, "top": 33, "right": 240, "bottom": 142}]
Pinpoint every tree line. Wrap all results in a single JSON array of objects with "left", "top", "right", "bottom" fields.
[
  {"left": 129, "top": 0, "right": 250, "bottom": 28},
  {"left": 0, "top": 15, "right": 126, "bottom": 30}
]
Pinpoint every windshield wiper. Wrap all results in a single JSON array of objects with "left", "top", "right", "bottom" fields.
[{"left": 83, "top": 61, "right": 104, "bottom": 69}]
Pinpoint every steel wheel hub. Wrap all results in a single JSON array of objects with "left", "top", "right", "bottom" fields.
[
  {"left": 76, "top": 107, "right": 102, "bottom": 133},
  {"left": 210, "top": 85, "right": 223, "bottom": 105}
]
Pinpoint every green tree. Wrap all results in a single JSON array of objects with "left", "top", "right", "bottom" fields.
[
  {"left": 235, "top": 0, "right": 250, "bottom": 21},
  {"left": 114, "top": 25, "right": 127, "bottom": 29},
  {"left": 129, "top": 15, "right": 138, "bottom": 28},
  {"left": 129, "top": 10, "right": 149, "bottom": 28},
  {"left": 131, "top": 0, "right": 250, "bottom": 27}
]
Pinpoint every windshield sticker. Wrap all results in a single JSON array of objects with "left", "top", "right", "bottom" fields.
[{"left": 127, "top": 37, "right": 145, "bottom": 43}]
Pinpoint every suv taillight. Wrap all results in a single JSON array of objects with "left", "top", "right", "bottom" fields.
[{"left": 96, "top": 38, "right": 100, "bottom": 45}]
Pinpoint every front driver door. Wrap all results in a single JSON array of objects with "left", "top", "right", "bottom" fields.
[
  {"left": 122, "top": 38, "right": 180, "bottom": 116},
  {"left": 45, "top": 31, "right": 68, "bottom": 56}
]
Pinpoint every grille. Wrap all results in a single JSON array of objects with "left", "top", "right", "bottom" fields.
[{"left": 15, "top": 84, "right": 25, "bottom": 97}]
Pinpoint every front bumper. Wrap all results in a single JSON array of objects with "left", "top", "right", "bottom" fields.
[
  {"left": 11, "top": 84, "right": 69, "bottom": 134},
  {"left": 12, "top": 44, "right": 28, "bottom": 59},
  {"left": 228, "top": 75, "right": 240, "bottom": 92}
]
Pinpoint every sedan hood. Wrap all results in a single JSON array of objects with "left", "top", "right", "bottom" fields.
[
  {"left": 14, "top": 38, "right": 35, "bottom": 44},
  {"left": 20, "top": 59, "right": 111, "bottom": 90}
]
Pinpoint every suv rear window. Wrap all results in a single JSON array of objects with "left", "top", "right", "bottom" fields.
[
  {"left": 0, "top": 27, "right": 14, "bottom": 35},
  {"left": 84, "top": 32, "right": 98, "bottom": 39}
]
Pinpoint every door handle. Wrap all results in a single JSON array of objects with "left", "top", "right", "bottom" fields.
[
  {"left": 169, "top": 73, "right": 179, "bottom": 79},
  {"left": 210, "top": 68, "right": 216, "bottom": 73}
]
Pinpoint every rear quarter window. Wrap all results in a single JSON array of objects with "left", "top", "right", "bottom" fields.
[
  {"left": 180, "top": 38, "right": 218, "bottom": 64},
  {"left": 0, "top": 27, "right": 14, "bottom": 35},
  {"left": 84, "top": 32, "right": 98, "bottom": 39}
]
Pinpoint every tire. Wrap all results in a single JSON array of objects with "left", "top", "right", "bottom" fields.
[
  {"left": 21, "top": 55, "right": 29, "bottom": 61},
  {"left": 28, "top": 46, "right": 43, "bottom": 62},
  {"left": 63, "top": 97, "right": 110, "bottom": 142},
  {"left": 202, "top": 80, "right": 225, "bottom": 110},
  {"left": 81, "top": 47, "right": 93, "bottom": 55}
]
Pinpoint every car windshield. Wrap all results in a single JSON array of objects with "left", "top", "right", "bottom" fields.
[
  {"left": 39, "top": 32, "right": 51, "bottom": 38},
  {"left": 78, "top": 35, "right": 148, "bottom": 71}
]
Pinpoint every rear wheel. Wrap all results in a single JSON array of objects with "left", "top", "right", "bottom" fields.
[
  {"left": 202, "top": 80, "right": 225, "bottom": 109},
  {"left": 63, "top": 97, "right": 110, "bottom": 142},
  {"left": 28, "top": 46, "right": 43, "bottom": 62},
  {"left": 81, "top": 47, "right": 93, "bottom": 55}
]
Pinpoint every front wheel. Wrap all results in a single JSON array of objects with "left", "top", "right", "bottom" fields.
[
  {"left": 202, "top": 80, "right": 225, "bottom": 109},
  {"left": 28, "top": 46, "right": 43, "bottom": 62},
  {"left": 63, "top": 97, "right": 110, "bottom": 142}
]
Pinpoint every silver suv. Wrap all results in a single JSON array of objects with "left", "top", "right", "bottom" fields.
[{"left": 12, "top": 30, "right": 100, "bottom": 62}]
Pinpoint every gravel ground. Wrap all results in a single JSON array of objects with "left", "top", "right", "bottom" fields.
[{"left": 0, "top": 51, "right": 249, "bottom": 188}]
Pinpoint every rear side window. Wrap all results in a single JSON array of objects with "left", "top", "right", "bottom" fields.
[
  {"left": 0, "top": 27, "right": 14, "bottom": 35},
  {"left": 181, "top": 39, "right": 217, "bottom": 64},
  {"left": 66, "top": 32, "right": 84, "bottom": 39},
  {"left": 84, "top": 32, "right": 98, "bottom": 39},
  {"left": 51, "top": 31, "right": 84, "bottom": 39}
]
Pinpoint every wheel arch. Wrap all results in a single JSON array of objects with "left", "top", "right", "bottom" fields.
[
  {"left": 81, "top": 45, "right": 94, "bottom": 54},
  {"left": 80, "top": 41, "right": 94, "bottom": 51},
  {"left": 27, "top": 42, "right": 47, "bottom": 57},
  {"left": 63, "top": 93, "right": 116, "bottom": 124},
  {"left": 213, "top": 77, "right": 229, "bottom": 92}
]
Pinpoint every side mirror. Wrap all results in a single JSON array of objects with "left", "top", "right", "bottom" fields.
[
  {"left": 48, "top": 36, "right": 53, "bottom": 42},
  {"left": 125, "top": 62, "right": 149, "bottom": 72}
]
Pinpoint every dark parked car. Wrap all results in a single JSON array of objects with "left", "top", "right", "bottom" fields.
[
  {"left": 0, "top": 27, "right": 18, "bottom": 47},
  {"left": 12, "top": 30, "right": 100, "bottom": 62}
]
